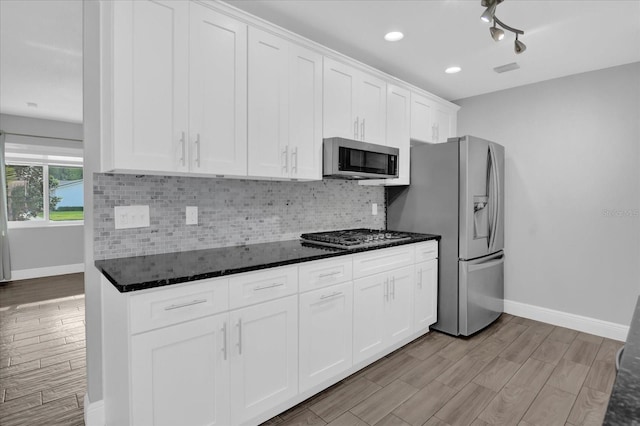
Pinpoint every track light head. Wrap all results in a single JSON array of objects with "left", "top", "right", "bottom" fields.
[
  {"left": 514, "top": 34, "right": 526, "bottom": 54},
  {"left": 490, "top": 22, "right": 505, "bottom": 41},
  {"left": 480, "top": 3, "right": 497, "bottom": 23}
]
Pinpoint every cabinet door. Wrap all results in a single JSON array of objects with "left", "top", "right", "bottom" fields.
[
  {"left": 433, "top": 105, "right": 456, "bottom": 143},
  {"left": 361, "top": 83, "right": 410, "bottom": 186},
  {"left": 248, "top": 27, "right": 289, "bottom": 178},
  {"left": 357, "top": 72, "right": 387, "bottom": 145},
  {"left": 289, "top": 45, "right": 323, "bottom": 180},
  {"left": 323, "top": 58, "right": 358, "bottom": 140},
  {"left": 131, "top": 313, "right": 230, "bottom": 426},
  {"left": 353, "top": 274, "right": 387, "bottom": 364},
  {"left": 410, "top": 92, "right": 434, "bottom": 143},
  {"left": 414, "top": 259, "right": 438, "bottom": 333},
  {"left": 112, "top": 0, "right": 189, "bottom": 172},
  {"left": 230, "top": 295, "right": 298, "bottom": 424},
  {"left": 299, "top": 283, "right": 353, "bottom": 392},
  {"left": 385, "top": 266, "right": 415, "bottom": 345},
  {"left": 189, "top": 3, "right": 247, "bottom": 176}
]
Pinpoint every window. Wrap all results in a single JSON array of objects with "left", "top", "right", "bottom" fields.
[{"left": 5, "top": 163, "right": 84, "bottom": 224}]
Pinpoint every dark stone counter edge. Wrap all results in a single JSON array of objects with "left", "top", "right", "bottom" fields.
[{"left": 97, "top": 235, "right": 440, "bottom": 293}]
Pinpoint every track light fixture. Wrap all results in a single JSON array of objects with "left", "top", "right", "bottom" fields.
[
  {"left": 480, "top": 0, "right": 526, "bottom": 54},
  {"left": 490, "top": 20, "right": 505, "bottom": 41}
]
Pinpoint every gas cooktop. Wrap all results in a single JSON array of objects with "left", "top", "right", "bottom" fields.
[{"left": 300, "top": 228, "right": 412, "bottom": 249}]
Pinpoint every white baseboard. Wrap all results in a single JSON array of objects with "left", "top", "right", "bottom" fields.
[
  {"left": 504, "top": 299, "right": 630, "bottom": 341},
  {"left": 10, "top": 263, "right": 84, "bottom": 281},
  {"left": 84, "top": 394, "right": 105, "bottom": 426}
]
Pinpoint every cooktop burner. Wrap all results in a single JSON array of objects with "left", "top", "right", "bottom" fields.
[{"left": 300, "top": 228, "right": 412, "bottom": 249}]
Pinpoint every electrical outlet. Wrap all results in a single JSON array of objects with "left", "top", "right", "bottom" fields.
[
  {"left": 372, "top": 203, "right": 378, "bottom": 215},
  {"left": 114, "top": 205, "right": 150, "bottom": 229},
  {"left": 186, "top": 206, "right": 198, "bottom": 225}
]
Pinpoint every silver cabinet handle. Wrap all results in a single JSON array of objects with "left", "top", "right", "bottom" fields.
[
  {"left": 354, "top": 117, "right": 359, "bottom": 140},
  {"left": 418, "top": 269, "right": 423, "bottom": 289},
  {"left": 195, "top": 133, "right": 201, "bottom": 167},
  {"left": 291, "top": 146, "right": 298, "bottom": 174},
  {"left": 282, "top": 145, "right": 289, "bottom": 174},
  {"left": 318, "top": 271, "right": 341, "bottom": 278},
  {"left": 179, "top": 131, "right": 186, "bottom": 165},
  {"left": 164, "top": 298, "right": 207, "bottom": 311},
  {"left": 384, "top": 278, "right": 389, "bottom": 302},
  {"left": 320, "top": 291, "right": 343, "bottom": 300},
  {"left": 361, "top": 118, "right": 365, "bottom": 141},
  {"left": 391, "top": 277, "right": 396, "bottom": 300},
  {"left": 236, "top": 318, "right": 242, "bottom": 355},
  {"left": 254, "top": 282, "right": 285, "bottom": 291},
  {"left": 221, "top": 322, "right": 228, "bottom": 361}
]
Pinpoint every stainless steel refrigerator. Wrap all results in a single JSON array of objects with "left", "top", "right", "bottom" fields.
[{"left": 387, "top": 135, "right": 505, "bottom": 336}]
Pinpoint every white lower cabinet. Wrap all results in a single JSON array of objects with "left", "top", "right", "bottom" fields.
[
  {"left": 131, "top": 313, "right": 230, "bottom": 426},
  {"left": 299, "top": 282, "right": 353, "bottom": 392},
  {"left": 414, "top": 259, "right": 438, "bottom": 333},
  {"left": 353, "top": 265, "right": 415, "bottom": 364},
  {"left": 104, "top": 241, "right": 439, "bottom": 426},
  {"left": 229, "top": 295, "right": 298, "bottom": 425}
]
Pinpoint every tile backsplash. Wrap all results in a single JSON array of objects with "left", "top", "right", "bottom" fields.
[{"left": 94, "top": 174, "right": 386, "bottom": 260}]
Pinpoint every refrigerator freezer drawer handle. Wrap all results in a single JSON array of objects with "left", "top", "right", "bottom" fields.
[{"left": 468, "top": 257, "right": 504, "bottom": 272}]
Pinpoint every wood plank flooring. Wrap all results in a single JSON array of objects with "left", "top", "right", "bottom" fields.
[
  {"left": 0, "top": 274, "right": 623, "bottom": 426},
  {"left": 0, "top": 274, "right": 85, "bottom": 426},
  {"left": 263, "top": 314, "right": 623, "bottom": 426}
]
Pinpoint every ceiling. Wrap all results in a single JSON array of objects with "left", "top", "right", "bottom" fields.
[
  {"left": 227, "top": 0, "right": 640, "bottom": 101},
  {"left": 1, "top": 1, "right": 639, "bottom": 124}
]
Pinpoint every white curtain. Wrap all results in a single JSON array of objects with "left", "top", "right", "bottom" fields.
[{"left": 0, "top": 131, "right": 11, "bottom": 281}]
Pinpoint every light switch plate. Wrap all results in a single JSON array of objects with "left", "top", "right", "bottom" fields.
[
  {"left": 186, "top": 206, "right": 198, "bottom": 225},
  {"left": 114, "top": 205, "right": 150, "bottom": 229},
  {"left": 372, "top": 203, "right": 378, "bottom": 216}
]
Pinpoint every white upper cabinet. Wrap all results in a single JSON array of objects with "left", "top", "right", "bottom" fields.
[
  {"left": 189, "top": 3, "right": 247, "bottom": 176},
  {"left": 112, "top": 0, "right": 189, "bottom": 172},
  {"left": 248, "top": 27, "right": 322, "bottom": 180},
  {"left": 288, "top": 44, "right": 323, "bottom": 180},
  {"left": 323, "top": 58, "right": 386, "bottom": 145},
  {"left": 411, "top": 92, "right": 459, "bottom": 144},
  {"left": 361, "top": 83, "right": 411, "bottom": 186},
  {"left": 410, "top": 92, "right": 434, "bottom": 144},
  {"left": 109, "top": 1, "right": 247, "bottom": 175},
  {"left": 433, "top": 104, "right": 458, "bottom": 143},
  {"left": 100, "top": 0, "right": 457, "bottom": 178},
  {"left": 248, "top": 27, "right": 290, "bottom": 178}
]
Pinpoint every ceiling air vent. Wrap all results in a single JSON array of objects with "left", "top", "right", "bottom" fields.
[{"left": 493, "top": 62, "right": 520, "bottom": 73}]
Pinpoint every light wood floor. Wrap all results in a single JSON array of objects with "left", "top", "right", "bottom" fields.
[
  {"left": 0, "top": 274, "right": 623, "bottom": 426},
  {"left": 0, "top": 273, "right": 85, "bottom": 426},
  {"left": 262, "top": 314, "right": 623, "bottom": 426}
]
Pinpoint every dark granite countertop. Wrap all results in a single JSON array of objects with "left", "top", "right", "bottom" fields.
[
  {"left": 604, "top": 295, "right": 640, "bottom": 425},
  {"left": 95, "top": 232, "right": 439, "bottom": 293}
]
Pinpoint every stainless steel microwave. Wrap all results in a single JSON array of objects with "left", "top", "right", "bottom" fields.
[{"left": 323, "top": 137, "right": 399, "bottom": 180}]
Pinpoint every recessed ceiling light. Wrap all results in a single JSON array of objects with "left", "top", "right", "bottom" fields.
[
  {"left": 384, "top": 31, "right": 404, "bottom": 42},
  {"left": 445, "top": 66, "right": 461, "bottom": 74}
]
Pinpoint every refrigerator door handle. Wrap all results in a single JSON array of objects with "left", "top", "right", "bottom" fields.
[{"left": 488, "top": 144, "right": 500, "bottom": 252}]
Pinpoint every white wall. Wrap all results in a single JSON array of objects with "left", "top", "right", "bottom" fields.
[
  {"left": 456, "top": 62, "right": 640, "bottom": 327},
  {"left": 1, "top": 113, "right": 85, "bottom": 278}
]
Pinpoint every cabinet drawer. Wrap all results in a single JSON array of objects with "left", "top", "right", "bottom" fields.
[
  {"left": 129, "top": 278, "right": 229, "bottom": 334},
  {"left": 414, "top": 241, "right": 438, "bottom": 263},
  {"left": 229, "top": 266, "right": 298, "bottom": 309},
  {"left": 352, "top": 245, "right": 415, "bottom": 278},
  {"left": 299, "top": 257, "right": 353, "bottom": 292}
]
